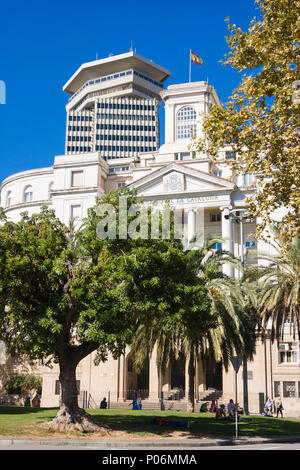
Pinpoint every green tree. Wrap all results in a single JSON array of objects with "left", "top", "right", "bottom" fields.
[
  {"left": 196, "top": 0, "right": 300, "bottom": 241},
  {"left": 0, "top": 191, "right": 215, "bottom": 430},
  {"left": 130, "top": 238, "right": 257, "bottom": 412}
]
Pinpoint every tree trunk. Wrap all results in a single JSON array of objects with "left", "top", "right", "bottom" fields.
[
  {"left": 40, "top": 351, "right": 110, "bottom": 433},
  {"left": 187, "top": 347, "right": 195, "bottom": 413}
]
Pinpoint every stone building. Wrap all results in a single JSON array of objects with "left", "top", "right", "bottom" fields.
[{"left": 1, "top": 52, "right": 299, "bottom": 415}]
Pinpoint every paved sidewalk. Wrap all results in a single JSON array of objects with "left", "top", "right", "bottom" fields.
[{"left": 1, "top": 434, "right": 300, "bottom": 448}]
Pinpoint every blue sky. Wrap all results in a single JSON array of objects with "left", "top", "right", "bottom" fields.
[{"left": 0, "top": 0, "right": 258, "bottom": 183}]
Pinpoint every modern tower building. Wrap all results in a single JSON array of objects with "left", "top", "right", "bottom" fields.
[{"left": 63, "top": 51, "right": 171, "bottom": 160}]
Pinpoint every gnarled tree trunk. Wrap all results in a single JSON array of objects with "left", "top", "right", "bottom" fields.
[{"left": 41, "top": 344, "right": 110, "bottom": 433}]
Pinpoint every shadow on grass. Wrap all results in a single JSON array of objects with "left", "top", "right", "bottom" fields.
[
  {"left": 0, "top": 406, "right": 57, "bottom": 415},
  {"left": 87, "top": 410, "right": 300, "bottom": 439},
  {"left": 1, "top": 407, "right": 300, "bottom": 440}
]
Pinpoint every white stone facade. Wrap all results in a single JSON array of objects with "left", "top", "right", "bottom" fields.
[{"left": 1, "top": 53, "right": 299, "bottom": 415}]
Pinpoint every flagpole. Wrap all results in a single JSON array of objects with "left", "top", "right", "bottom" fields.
[{"left": 189, "top": 49, "right": 191, "bottom": 83}]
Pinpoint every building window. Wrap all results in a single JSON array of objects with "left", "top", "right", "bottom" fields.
[
  {"left": 117, "top": 182, "right": 126, "bottom": 188},
  {"left": 55, "top": 380, "right": 80, "bottom": 395},
  {"left": 71, "top": 170, "right": 84, "bottom": 187},
  {"left": 24, "top": 186, "right": 33, "bottom": 202},
  {"left": 279, "top": 348, "right": 298, "bottom": 363},
  {"left": 176, "top": 106, "right": 197, "bottom": 140},
  {"left": 6, "top": 191, "right": 12, "bottom": 207},
  {"left": 225, "top": 151, "right": 237, "bottom": 160},
  {"left": 212, "top": 242, "right": 222, "bottom": 250},
  {"left": 283, "top": 381, "right": 296, "bottom": 398},
  {"left": 213, "top": 171, "right": 222, "bottom": 178},
  {"left": 274, "top": 381, "right": 281, "bottom": 397},
  {"left": 71, "top": 205, "right": 81, "bottom": 220},
  {"left": 210, "top": 212, "right": 221, "bottom": 222},
  {"left": 243, "top": 173, "right": 253, "bottom": 186},
  {"left": 245, "top": 240, "right": 256, "bottom": 249}
]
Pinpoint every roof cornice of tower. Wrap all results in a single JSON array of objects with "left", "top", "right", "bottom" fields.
[
  {"left": 160, "top": 81, "right": 221, "bottom": 107},
  {"left": 63, "top": 51, "right": 171, "bottom": 95}
]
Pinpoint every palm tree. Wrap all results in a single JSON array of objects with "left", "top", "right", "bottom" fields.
[
  {"left": 129, "top": 237, "right": 257, "bottom": 412},
  {"left": 246, "top": 226, "right": 300, "bottom": 342}
]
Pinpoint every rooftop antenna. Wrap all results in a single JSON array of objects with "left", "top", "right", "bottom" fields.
[
  {"left": 129, "top": 40, "right": 133, "bottom": 52},
  {"left": 96, "top": 53, "right": 99, "bottom": 60}
]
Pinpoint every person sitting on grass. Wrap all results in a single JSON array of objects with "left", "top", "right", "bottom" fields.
[
  {"left": 100, "top": 397, "right": 107, "bottom": 409},
  {"left": 264, "top": 397, "right": 273, "bottom": 416},
  {"left": 200, "top": 402, "right": 209, "bottom": 412},
  {"left": 209, "top": 400, "right": 217, "bottom": 413},
  {"left": 215, "top": 404, "right": 227, "bottom": 420}
]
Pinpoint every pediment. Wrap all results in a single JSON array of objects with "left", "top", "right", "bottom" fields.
[{"left": 129, "top": 163, "right": 235, "bottom": 197}]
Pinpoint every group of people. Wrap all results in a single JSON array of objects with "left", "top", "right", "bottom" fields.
[
  {"left": 99, "top": 395, "right": 284, "bottom": 417},
  {"left": 200, "top": 400, "right": 217, "bottom": 413},
  {"left": 200, "top": 399, "right": 242, "bottom": 421},
  {"left": 264, "top": 397, "right": 284, "bottom": 418}
]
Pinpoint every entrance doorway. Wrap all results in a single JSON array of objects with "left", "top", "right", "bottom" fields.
[
  {"left": 170, "top": 352, "right": 185, "bottom": 399},
  {"left": 205, "top": 356, "right": 223, "bottom": 391},
  {"left": 126, "top": 355, "right": 149, "bottom": 399}
]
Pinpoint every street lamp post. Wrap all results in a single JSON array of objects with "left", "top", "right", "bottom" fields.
[{"left": 224, "top": 209, "right": 256, "bottom": 416}]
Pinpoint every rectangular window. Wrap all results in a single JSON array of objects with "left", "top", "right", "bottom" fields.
[
  {"left": 225, "top": 151, "right": 237, "bottom": 160},
  {"left": 55, "top": 380, "right": 80, "bottom": 395},
  {"left": 71, "top": 205, "right": 81, "bottom": 220},
  {"left": 283, "top": 381, "right": 296, "bottom": 398},
  {"left": 210, "top": 212, "right": 221, "bottom": 222},
  {"left": 280, "top": 350, "right": 298, "bottom": 363},
  {"left": 245, "top": 240, "right": 256, "bottom": 249},
  {"left": 213, "top": 171, "right": 222, "bottom": 178},
  {"left": 243, "top": 173, "right": 253, "bottom": 186},
  {"left": 212, "top": 242, "right": 222, "bottom": 250},
  {"left": 274, "top": 381, "right": 281, "bottom": 397},
  {"left": 71, "top": 170, "right": 84, "bottom": 187}
]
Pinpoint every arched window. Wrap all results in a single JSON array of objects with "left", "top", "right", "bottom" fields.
[
  {"left": 176, "top": 106, "right": 197, "bottom": 140},
  {"left": 24, "top": 185, "right": 33, "bottom": 202},
  {"left": 6, "top": 191, "right": 12, "bottom": 208}
]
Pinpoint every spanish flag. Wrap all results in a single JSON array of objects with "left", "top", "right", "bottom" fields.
[{"left": 190, "top": 51, "right": 203, "bottom": 66}]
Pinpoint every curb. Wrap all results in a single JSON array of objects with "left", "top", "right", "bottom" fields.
[{"left": 1, "top": 435, "right": 300, "bottom": 448}]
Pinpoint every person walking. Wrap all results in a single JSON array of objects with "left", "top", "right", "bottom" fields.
[{"left": 276, "top": 397, "right": 284, "bottom": 418}]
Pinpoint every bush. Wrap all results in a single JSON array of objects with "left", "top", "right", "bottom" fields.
[{"left": 4, "top": 374, "right": 42, "bottom": 395}]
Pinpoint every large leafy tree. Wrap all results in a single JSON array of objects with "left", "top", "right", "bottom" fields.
[
  {"left": 130, "top": 239, "right": 257, "bottom": 412},
  {"left": 0, "top": 190, "right": 216, "bottom": 431},
  {"left": 196, "top": 0, "right": 300, "bottom": 241}
]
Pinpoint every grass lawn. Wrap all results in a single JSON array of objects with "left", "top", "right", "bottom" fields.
[{"left": 0, "top": 407, "right": 300, "bottom": 440}]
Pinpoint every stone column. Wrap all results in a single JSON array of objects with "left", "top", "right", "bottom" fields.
[
  {"left": 118, "top": 354, "right": 126, "bottom": 401},
  {"left": 184, "top": 357, "right": 189, "bottom": 401},
  {"left": 187, "top": 208, "right": 196, "bottom": 243},
  {"left": 148, "top": 345, "right": 160, "bottom": 401},
  {"left": 221, "top": 206, "right": 233, "bottom": 276}
]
